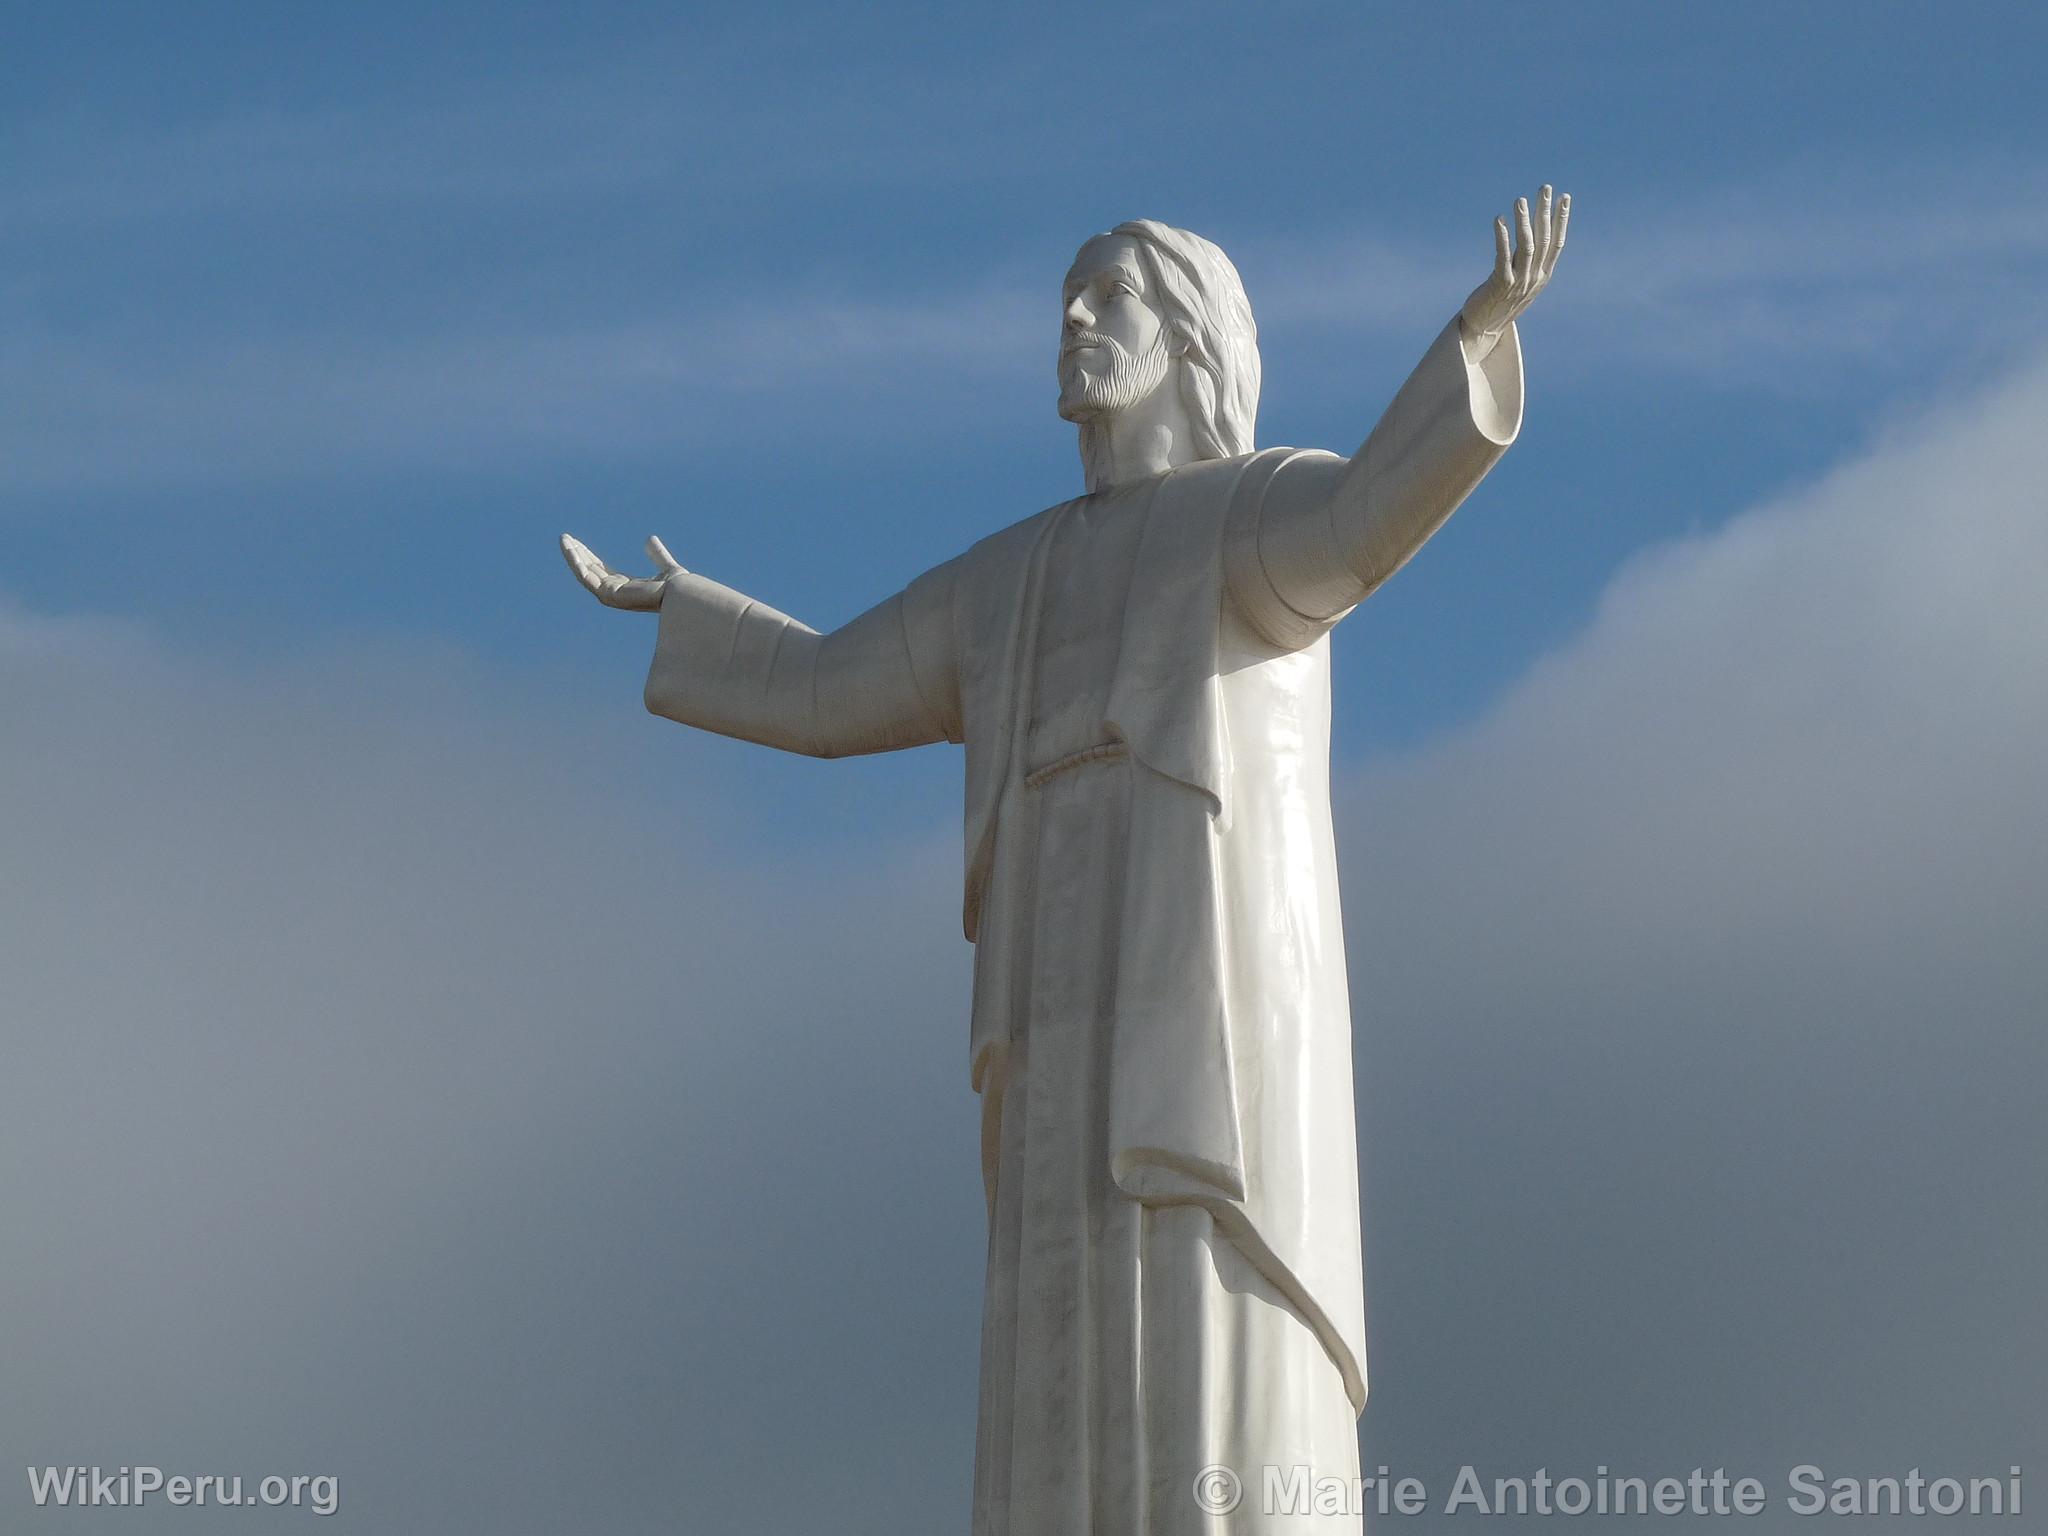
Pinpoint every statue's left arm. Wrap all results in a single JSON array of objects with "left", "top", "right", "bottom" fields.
[
  {"left": 558, "top": 534, "right": 961, "bottom": 758},
  {"left": 1231, "top": 186, "right": 1567, "bottom": 635}
]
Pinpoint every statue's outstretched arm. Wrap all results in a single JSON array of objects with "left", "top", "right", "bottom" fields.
[
  {"left": 1235, "top": 186, "right": 1567, "bottom": 636},
  {"left": 561, "top": 534, "right": 960, "bottom": 758}
]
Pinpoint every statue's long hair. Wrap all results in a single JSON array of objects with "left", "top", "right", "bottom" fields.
[{"left": 1110, "top": 219, "right": 1261, "bottom": 459}]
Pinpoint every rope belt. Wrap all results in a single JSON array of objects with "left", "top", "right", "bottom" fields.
[{"left": 1023, "top": 739, "right": 1128, "bottom": 790}]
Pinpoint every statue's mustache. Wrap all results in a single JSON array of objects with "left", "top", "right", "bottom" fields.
[{"left": 1062, "top": 331, "right": 1115, "bottom": 357}]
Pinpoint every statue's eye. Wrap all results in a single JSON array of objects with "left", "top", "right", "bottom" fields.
[{"left": 1107, "top": 280, "right": 1135, "bottom": 300}]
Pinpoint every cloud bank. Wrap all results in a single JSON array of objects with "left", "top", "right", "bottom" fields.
[{"left": 1338, "top": 347, "right": 2048, "bottom": 1516}]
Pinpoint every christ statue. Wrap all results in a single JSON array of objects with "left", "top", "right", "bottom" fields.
[{"left": 564, "top": 186, "right": 1569, "bottom": 1533}]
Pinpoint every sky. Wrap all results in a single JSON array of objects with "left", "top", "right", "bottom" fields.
[{"left": 3, "top": 2, "right": 2045, "bottom": 1530}]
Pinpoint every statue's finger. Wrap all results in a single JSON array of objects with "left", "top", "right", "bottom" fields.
[
  {"left": 1544, "top": 194, "right": 1570, "bottom": 279},
  {"left": 560, "top": 534, "right": 606, "bottom": 592},
  {"left": 1492, "top": 216, "right": 1513, "bottom": 285},
  {"left": 646, "top": 535, "right": 685, "bottom": 575},
  {"left": 566, "top": 536, "right": 633, "bottom": 602},
  {"left": 1514, "top": 197, "right": 1535, "bottom": 285},
  {"left": 1535, "top": 185, "right": 1553, "bottom": 267}
]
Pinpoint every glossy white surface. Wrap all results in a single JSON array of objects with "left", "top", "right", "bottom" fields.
[{"left": 564, "top": 190, "right": 1566, "bottom": 1532}]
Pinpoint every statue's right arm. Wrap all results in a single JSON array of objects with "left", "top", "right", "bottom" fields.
[
  {"left": 641, "top": 562, "right": 962, "bottom": 758},
  {"left": 1225, "top": 185, "right": 1566, "bottom": 646}
]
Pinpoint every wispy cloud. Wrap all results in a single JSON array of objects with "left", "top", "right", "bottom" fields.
[
  {"left": 0, "top": 282, "right": 1047, "bottom": 491},
  {"left": 1258, "top": 156, "right": 2048, "bottom": 390},
  {"left": 0, "top": 23, "right": 1048, "bottom": 231},
  {"left": 6, "top": 100, "right": 2046, "bottom": 492}
]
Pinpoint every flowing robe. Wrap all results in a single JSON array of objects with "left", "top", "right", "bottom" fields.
[{"left": 641, "top": 318, "right": 1524, "bottom": 1531}]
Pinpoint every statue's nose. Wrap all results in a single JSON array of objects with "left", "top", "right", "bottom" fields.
[{"left": 1063, "top": 293, "right": 1092, "bottom": 330}]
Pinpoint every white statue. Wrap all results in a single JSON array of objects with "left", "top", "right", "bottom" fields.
[{"left": 565, "top": 188, "right": 1568, "bottom": 1533}]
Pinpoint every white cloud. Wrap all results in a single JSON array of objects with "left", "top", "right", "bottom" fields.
[
  {"left": 1336, "top": 345, "right": 2048, "bottom": 1495},
  {"left": 0, "top": 607, "right": 983, "bottom": 1531},
  {"left": 1348, "top": 344, "right": 2048, "bottom": 980}
]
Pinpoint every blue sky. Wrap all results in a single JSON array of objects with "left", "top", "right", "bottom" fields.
[
  {"left": 6, "top": 4, "right": 2047, "bottom": 1531},
  {"left": 9, "top": 1, "right": 2046, "bottom": 787}
]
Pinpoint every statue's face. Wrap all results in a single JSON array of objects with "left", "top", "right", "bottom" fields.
[{"left": 1057, "top": 234, "right": 1172, "bottom": 422}]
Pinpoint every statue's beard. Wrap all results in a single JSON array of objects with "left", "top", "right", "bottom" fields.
[{"left": 1057, "top": 330, "right": 1172, "bottom": 423}]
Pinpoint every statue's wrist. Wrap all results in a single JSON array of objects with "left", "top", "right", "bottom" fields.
[{"left": 1458, "top": 314, "right": 1502, "bottom": 366}]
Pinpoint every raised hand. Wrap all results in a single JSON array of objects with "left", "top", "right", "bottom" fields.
[
  {"left": 560, "top": 533, "right": 685, "bottom": 612},
  {"left": 1459, "top": 183, "right": 1569, "bottom": 348}
]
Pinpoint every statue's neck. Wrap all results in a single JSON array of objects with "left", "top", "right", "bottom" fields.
[{"left": 1078, "top": 380, "right": 1201, "bottom": 494}]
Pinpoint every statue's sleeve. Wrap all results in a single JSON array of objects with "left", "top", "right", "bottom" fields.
[
  {"left": 642, "top": 560, "right": 962, "bottom": 757},
  {"left": 1225, "top": 316, "right": 1524, "bottom": 647}
]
